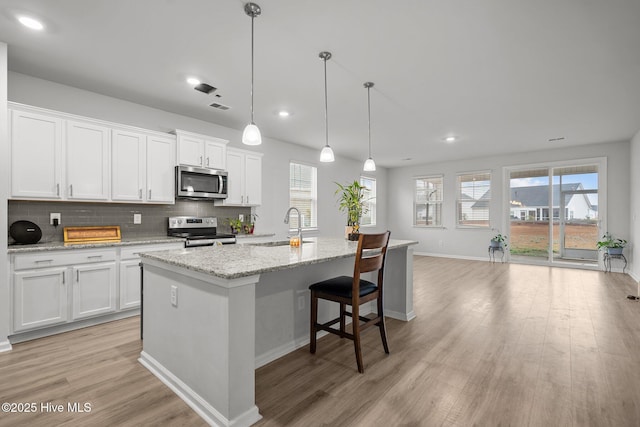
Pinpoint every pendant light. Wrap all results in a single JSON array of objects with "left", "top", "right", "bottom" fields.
[
  {"left": 242, "top": 3, "right": 262, "bottom": 146},
  {"left": 363, "top": 82, "right": 376, "bottom": 171},
  {"left": 319, "top": 51, "right": 335, "bottom": 162}
]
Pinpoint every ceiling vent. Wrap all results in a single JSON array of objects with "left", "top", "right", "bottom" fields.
[
  {"left": 210, "top": 102, "right": 231, "bottom": 111},
  {"left": 194, "top": 83, "right": 217, "bottom": 94}
]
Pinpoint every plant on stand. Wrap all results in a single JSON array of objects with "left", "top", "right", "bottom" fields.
[
  {"left": 335, "top": 180, "right": 368, "bottom": 241},
  {"left": 596, "top": 232, "right": 627, "bottom": 255},
  {"left": 490, "top": 233, "right": 508, "bottom": 248}
]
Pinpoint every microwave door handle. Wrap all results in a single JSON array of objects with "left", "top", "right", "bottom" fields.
[{"left": 218, "top": 175, "right": 224, "bottom": 194}]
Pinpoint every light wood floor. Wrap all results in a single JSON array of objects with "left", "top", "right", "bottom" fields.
[{"left": 2, "top": 256, "right": 640, "bottom": 426}]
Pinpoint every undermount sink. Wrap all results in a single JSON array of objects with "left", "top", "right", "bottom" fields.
[{"left": 250, "top": 239, "right": 314, "bottom": 247}]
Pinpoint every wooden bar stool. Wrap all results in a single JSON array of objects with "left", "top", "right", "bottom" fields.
[{"left": 309, "top": 231, "right": 391, "bottom": 373}]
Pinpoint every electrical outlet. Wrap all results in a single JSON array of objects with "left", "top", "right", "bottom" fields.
[
  {"left": 170, "top": 285, "right": 178, "bottom": 307},
  {"left": 50, "top": 213, "right": 61, "bottom": 226},
  {"left": 238, "top": 214, "right": 244, "bottom": 222},
  {"left": 133, "top": 214, "right": 142, "bottom": 224}
]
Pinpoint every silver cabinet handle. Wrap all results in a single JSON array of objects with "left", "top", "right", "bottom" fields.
[
  {"left": 148, "top": 189, "right": 152, "bottom": 199},
  {"left": 139, "top": 189, "right": 142, "bottom": 199},
  {"left": 247, "top": 196, "right": 249, "bottom": 204},
  {"left": 69, "top": 184, "right": 73, "bottom": 197},
  {"left": 62, "top": 271, "right": 65, "bottom": 285},
  {"left": 241, "top": 195, "right": 244, "bottom": 204},
  {"left": 76, "top": 270, "right": 79, "bottom": 282},
  {"left": 87, "top": 255, "right": 103, "bottom": 259},
  {"left": 56, "top": 183, "right": 60, "bottom": 196},
  {"left": 199, "top": 156, "right": 203, "bottom": 166},
  {"left": 207, "top": 157, "right": 210, "bottom": 167},
  {"left": 35, "top": 259, "right": 54, "bottom": 263}
]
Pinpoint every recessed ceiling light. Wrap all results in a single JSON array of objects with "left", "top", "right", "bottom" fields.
[
  {"left": 278, "top": 111, "right": 290, "bottom": 117},
  {"left": 18, "top": 16, "right": 44, "bottom": 31},
  {"left": 444, "top": 136, "right": 457, "bottom": 143},
  {"left": 186, "top": 77, "right": 201, "bottom": 86}
]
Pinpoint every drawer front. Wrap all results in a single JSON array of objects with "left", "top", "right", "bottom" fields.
[
  {"left": 13, "top": 249, "right": 117, "bottom": 270},
  {"left": 120, "top": 243, "right": 184, "bottom": 260}
]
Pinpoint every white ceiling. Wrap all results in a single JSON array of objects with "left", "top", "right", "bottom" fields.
[{"left": 1, "top": 0, "right": 639, "bottom": 168}]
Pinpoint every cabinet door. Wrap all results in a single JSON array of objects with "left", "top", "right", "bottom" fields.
[
  {"left": 66, "top": 120, "right": 111, "bottom": 200},
  {"left": 72, "top": 262, "right": 117, "bottom": 320},
  {"left": 120, "top": 259, "right": 141, "bottom": 310},
  {"left": 177, "top": 135, "right": 204, "bottom": 167},
  {"left": 112, "top": 130, "right": 145, "bottom": 201},
  {"left": 225, "top": 149, "right": 244, "bottom": 205},
  {"left": 146, "top": 136, "right": 176, "bottom": 203},
  {"left": 204, "top": 139, "right": 227, "bottom": 170},
  {"left": 244, "top": 153, "right": 262, "bottom": 206},
  {"left": 13, "top": 268, "right": 67, "bottom": 332},
  {"left": 10, "top": 110, "right": 63, "bottom": 199}
]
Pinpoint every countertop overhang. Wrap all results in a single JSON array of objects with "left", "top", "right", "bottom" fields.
[
  {"left": 139, "top": 237, "right": 418, "bottom": 280},
  {"left": 7, "top": 236, "right": 185, "bottom": 253}
]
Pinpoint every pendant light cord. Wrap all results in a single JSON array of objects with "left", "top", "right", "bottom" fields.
[
  {"left": 323, "top": 57, "right": 329, "bottom": 147},
  {"left": 250, "top": 15, "right": 255, "bottom": 124},
  {"left": 367, "top": 85, "right": 372, "bottom": 157}
]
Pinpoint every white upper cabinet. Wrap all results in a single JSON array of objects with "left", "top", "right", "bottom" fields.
[
  {"left": 146, "top": 135, "right": 176, "bottom": 203},
  {"left": 9, "top": 103, "right": 176, "bottom": 204},
  {"left": 10, "top": 109, "right": 63, "bottom": 199},
  {"left": 112, "top": 129, "right": 145, "bottom": 202},
  {"left": 66, "top": 120, "right": 111, "bottom": 200},
  {"left": 176, "top": 129, "right": 228, "bottom": 170},
  {"left": 219, "top": 148, "right": 262, "bottom": 206}
]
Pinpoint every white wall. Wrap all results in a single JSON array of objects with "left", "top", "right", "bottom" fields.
[
  {"left": 630, "top": 130, "right": 640, "bottom": 281},
  {"left": 388, "top": 141, "right": 631, "bottom": 261},
  {"left": 0, "top": 43, "right": 10, "bottom": 351},
  {"left": 7, "top": 72, "right": 388, "bottom": 239}
]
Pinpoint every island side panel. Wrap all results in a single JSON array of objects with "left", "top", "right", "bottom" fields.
[
  {"left": 383, "top": 246, "right": 415, "bottom": 321},
  {"left": 140, "top": 263, "right": 260, "bottom": 426}
]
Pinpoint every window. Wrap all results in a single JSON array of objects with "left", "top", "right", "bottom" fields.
[
  {"left": 360, "top": 176, "right": 376, "bottom": 227},
  {"left": 457, "top": 171, "right": 491, "bottom": 227},
  {"left": 414, "top": 176, "right": 443, "bottom": 227},
  {"left": 289, "top": 162, "right": 317, "bottom": 229}
]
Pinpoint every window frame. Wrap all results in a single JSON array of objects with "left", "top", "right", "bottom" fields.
[
  {"left": 456, "top": 170, "right": 491, "bottom": 229},
  {"left": 359, "top": 176, "right": 376, "bottom": 227},
  {"left": 413, "top": 175, "right": 444, "bottom": 228},
  {"left": 288, "top": 161, "right": 318, "bottom": 231}
]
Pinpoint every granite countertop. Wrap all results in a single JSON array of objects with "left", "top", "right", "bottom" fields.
[
  {"left": 139, "top": 237, "right": 418, "bottom": 280},
  {"left": 234, "top": 233, "right": 276, "bottom": 239},
  {"left": 7, "top": 236, "right": 185, "bottom": 254}
]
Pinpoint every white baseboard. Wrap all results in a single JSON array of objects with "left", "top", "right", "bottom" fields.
[
  {"left": 386, "top": 309, "right": 416, "bottom": 322},
  {"left": 0, "top": 340, "right": 12, "bottom": 353},
  {"left": 413, "top": 251, "right": 491, "bottom": 262},
  {"left": 139, "top": 351, "right": 261, "bottom": 427}
]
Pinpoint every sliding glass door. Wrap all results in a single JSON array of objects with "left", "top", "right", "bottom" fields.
[{"left": 508, "top": 162, "right": 601, "bottom": 266}]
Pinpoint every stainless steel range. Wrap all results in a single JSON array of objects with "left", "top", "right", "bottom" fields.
[{"left": 168, "top": 216, "right": 236, "bottom": 247}]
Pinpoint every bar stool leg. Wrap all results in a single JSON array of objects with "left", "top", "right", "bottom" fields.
[{"left": 310, "top": 291, "right": 318, "bottom": 354}]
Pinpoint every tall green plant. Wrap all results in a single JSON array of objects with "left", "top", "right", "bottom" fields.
[{"left": 335, "top": 181, "right": 368, "bottom": 229}]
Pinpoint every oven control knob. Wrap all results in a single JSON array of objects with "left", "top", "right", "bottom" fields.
[{"left": 177, "top": 219, "right": 183, "bottom": 224}]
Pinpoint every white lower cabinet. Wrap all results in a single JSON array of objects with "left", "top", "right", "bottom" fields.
[
  {"left": 13, "top": 267, "right": 67, "bottom": 332},
  {"left": 10, "top": 242, "right": 182, "bottom": 336},
  {"left": 120, "top": 259, "right": 142, "bottom": 310},
  {"left": 72, "top": 262, "right": 117, "bottom": 320}
]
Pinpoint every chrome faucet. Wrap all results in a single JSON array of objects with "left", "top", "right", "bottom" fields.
[{"left": 283, "top": 207, "right": 302, "bottom": 239}]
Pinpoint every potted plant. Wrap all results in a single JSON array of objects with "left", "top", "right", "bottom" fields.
[
  {"left": 243, "top": 213, "right": 258, "bottom": 235},
  {"left": 225, "top": 218, "right": 243, "bottom": 235},
  {"left": 490, "top": 233, "right": 508, "bottom": 248},
  {"left": 335, "top": 180, "right": 368, "bottom": 241},
  {"left": 596, "top": 232, "right": 627, "bottom": 255}
]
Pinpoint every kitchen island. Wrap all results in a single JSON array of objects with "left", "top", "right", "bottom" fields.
[{"left": 139, "top": 237, "right": 417, "bottom": 427}]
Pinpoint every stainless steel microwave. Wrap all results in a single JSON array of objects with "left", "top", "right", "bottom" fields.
[{"left": 176, "top": 166, "right": 228, "bottom": 200}]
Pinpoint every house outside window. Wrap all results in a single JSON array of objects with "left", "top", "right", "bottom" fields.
[
  {"left": 457, "top": 172, "right": 491, "bottom": 227},
  {"left": 360, "top": 176, "right": 376, "bottom": 227},
  {"left": 414, "top": 176, "right": 443, "bottom": 227},
  {"left": 289, "top": 162, "right": 317, "bottom": 229}
]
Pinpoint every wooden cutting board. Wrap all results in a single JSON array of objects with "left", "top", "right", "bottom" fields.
[{"left": 63, "top": 225, "right": 121, "bottom": 244}]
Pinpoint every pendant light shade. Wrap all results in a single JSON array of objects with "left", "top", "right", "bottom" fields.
[
  {"left": 319, "top": 51, "right": 335, "bottom": 162},
  {"left": 243, "top": 3, "right": 262, "bottom": 146},
  {"left": 363, "top": 81, "right": 376, "bottom": 171}
]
